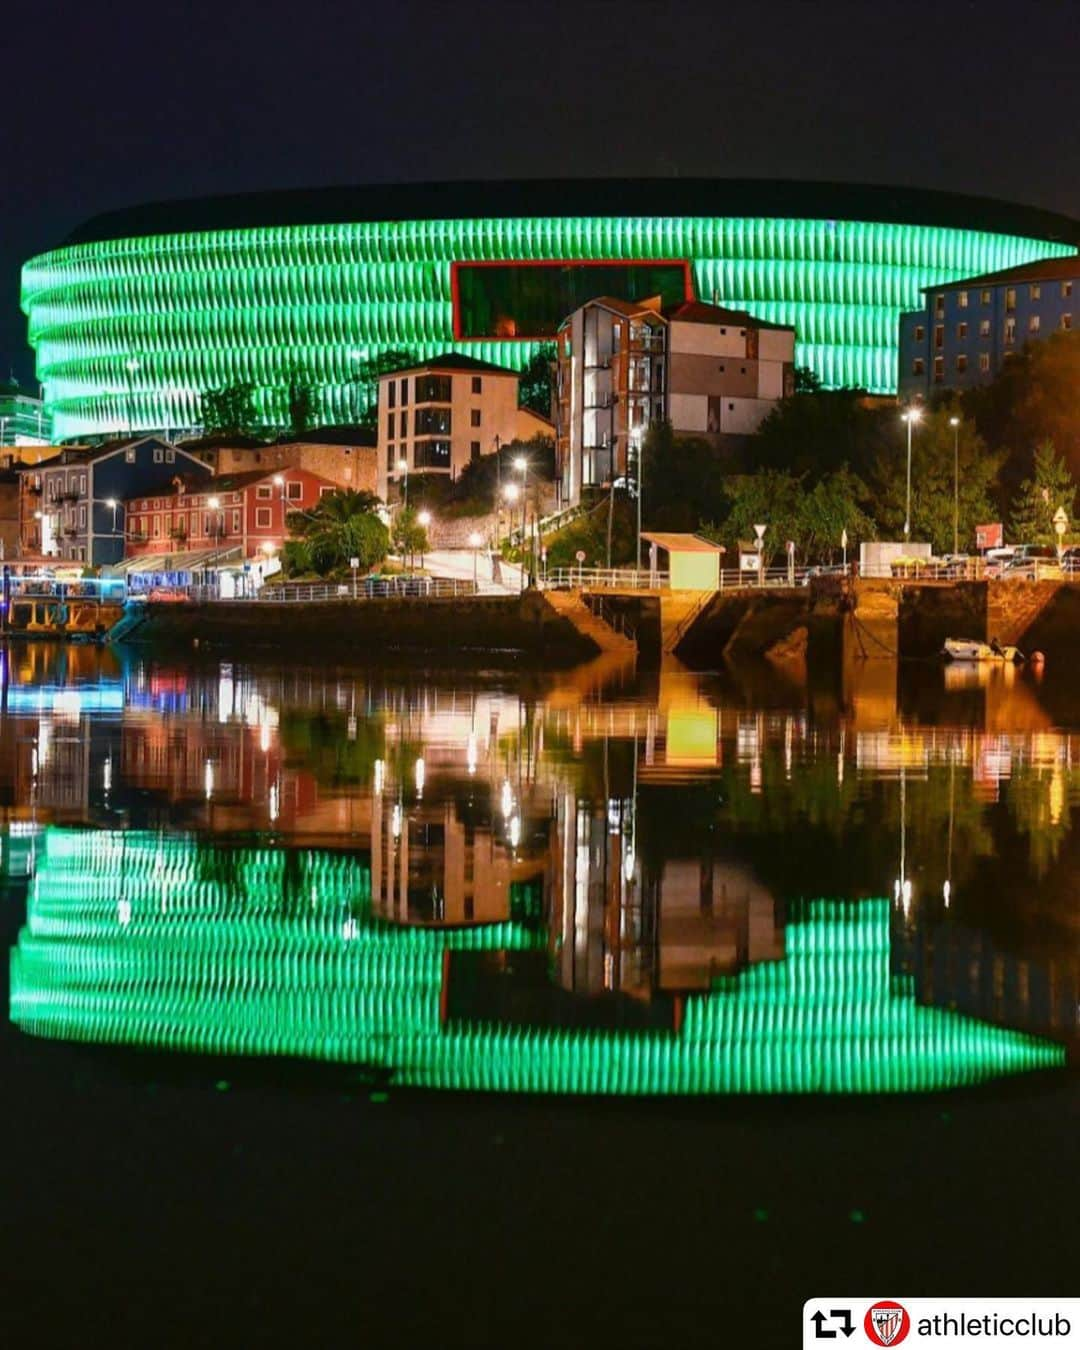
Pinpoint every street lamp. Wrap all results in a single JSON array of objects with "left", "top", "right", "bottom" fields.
[
  {"left": 949, "top": 416, "right": 961, "bottom": 555},
  {"left": 468, "top": 530, "right": 482, "bottom": 589},
  {"left": 105, "top": 497, "right": 120, "bottom": 534},
  {"left": 502, "top": 482, "right": 521, "bottom": 589},
  {"left": 397, "top": 457, "right": 409, "bottom": 513},
  {"left": 901, "top": 407, "right": 922, "bottom": 541},
  {"left": 208, "top": 495, "right": 223, "bottom": 541}
]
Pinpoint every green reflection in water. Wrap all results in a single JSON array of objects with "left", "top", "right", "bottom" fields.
[{"left": 10, "top": 829, "right": 1065, "bottom": 1094}]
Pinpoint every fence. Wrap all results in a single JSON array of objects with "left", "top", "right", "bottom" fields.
[{"left": 147, "top": 577, "right": 480, "bottom": 604}]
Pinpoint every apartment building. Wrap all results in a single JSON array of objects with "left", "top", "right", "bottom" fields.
[
  {"left": 376, "top": 354, "right": 544, "bottom": 500},
  {"left": 556, "top": 296, "right": 796, "bottom": 507},
  {"left": 899, "top": 255, "right": 1080, "bottom": 399},
  {"left": 185, "top": 432, "right": 379, "bottom": 494}
]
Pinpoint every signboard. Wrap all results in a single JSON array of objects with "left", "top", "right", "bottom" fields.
[
  {"left": 740, "top": 551, "right": 762, "bottom": 571},
  {"left": 974, "top": 522, "right": 1003, "bottom": 551},
  {"left": 575, "top": 550, "right": 586, "bottom": 563}
]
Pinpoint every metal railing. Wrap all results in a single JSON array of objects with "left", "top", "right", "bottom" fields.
[
  {"left": 545, "top": 567, "right": 671, "bottom": 590},
  {"left": 134, "top": 577, "right": 481, "bottom": 603},
  {"left": 582, "top": 592, "right": 638, "bottom": 640}
]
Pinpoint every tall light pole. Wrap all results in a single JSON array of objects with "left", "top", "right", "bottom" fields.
[
  {"left": 949, "top": 415, "right": 960, "bottom": 555},
  {"left": 208, "top": 495, "right": 224, "bottom": 546},
  {"left": 901, "top": 407, "right": 922, "bottom": 541},
  {"left": 503, "top": 482, "right": 521, "bottom": 589},
  {"left": 105, "top": 497, "right": 119, "bottom": 535}
]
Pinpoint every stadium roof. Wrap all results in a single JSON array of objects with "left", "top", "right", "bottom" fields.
[{"left": 62, "top": 179, "right": 1080, "bottom": 248}]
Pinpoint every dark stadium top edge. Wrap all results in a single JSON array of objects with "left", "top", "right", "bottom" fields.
[{"left": 61, "top": 178, "right": 1080, "bottom": 249}]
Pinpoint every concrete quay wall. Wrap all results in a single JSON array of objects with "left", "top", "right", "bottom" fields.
[{"left": 132, "top": 591, "right": 600, "bottom": 666}]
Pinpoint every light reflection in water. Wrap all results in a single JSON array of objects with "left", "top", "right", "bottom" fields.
[{"left": 1, "top": 644, "right": 1078, "bottom": 1090}]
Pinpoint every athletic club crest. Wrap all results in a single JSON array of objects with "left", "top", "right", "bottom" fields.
[{"left": 864, "top": 1301, "right": 910, "bottom": 1346}]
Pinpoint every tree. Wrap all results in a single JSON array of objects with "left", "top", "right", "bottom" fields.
[
  {"left": 286, "top": 489, "right": 388, "bottom": 575},
  {"left": 348, "top": 348, "right": 417, "bottom": 428},
  {"left": 642, "top": 421, "right": 731, "bottom": 531},
  {"left": 870, "top": 409, "right": 1001, "bottom": 553},
  {"left": 392, "top": 505, "right": 430, "bottom": 569},
  {"left": 518, "top": 343, "right": 557, "bottom": 417},
  {"left": 285, "top": 370, "right": 320, "bottom": 437},
  {"left": 793, "top": 365, "right": 824, "bottom": 394},
  {"left": 753, "top": 389, "right": 893, "bottom": 483},
  {"left": 1009, "top": 441, "right": 1077, "bottom": 546},
  {"left": 799, "top": 467, "right": 876, "bottom": 561},
  {"left": 200, "top": 382, "right": 260, "bottom": 436}
]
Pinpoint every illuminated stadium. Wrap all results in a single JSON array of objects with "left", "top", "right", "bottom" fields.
[{"left": 20, "top": 179, "right": 1080, "bottom": 441}]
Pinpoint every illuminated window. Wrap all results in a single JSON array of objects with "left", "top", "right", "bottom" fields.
[
  {"left": 1005, "top": 288, "right": 1016, "bottom": 311},
  {"left": 979, "top": 319, "right": 991, "bottom": 337},
  {"left": 1029, "top": 314, "right": 1040, "bottom": 333},
  {"left": 1005, "top": 317, "right": 1016, "bottom": 343},
  {"left": 414, "top": 439, "right": 451, "bottom": 469},
  {"left": 415, "top": 407, "right": 451, "bottom": 436},
  {"left": 934, "top": 294, "right": 945, "bottom": 315},
  {"left": 979, "top": 353, "right": 991, "bottom": 372},
  {"left": 956, "top": 354, "right": 968, "bottom": 372},
  {"left": 913, "top": 325, "right": 924, "bottom": 342},
  {"left": 1062, "top": 314, "right": 1072, "bottom": 331},
  {"left": 1030, "top": 283, "right": 1041, "bottom": 300},
  {"left": 981, "top": 289, "right": 992, "bottom": 304},
  {"left": 957, "top": 322, "right": 967, "bottom": 339},
  {"left": 933, "top": 356, "right": 944, "bottom": 382},
  {"left": 415, "top": 375, "right": 452, "bottom": 403},
  {"left": 958, "top": 290, "right": 968, "bottom": 308},
  {"left": 1061, "top": 281, "right": 1073, "bottom": 298}
]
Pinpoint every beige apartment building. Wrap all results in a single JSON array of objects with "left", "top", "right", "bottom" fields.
[
  {"left": 186, "top": 436, "right": 379, "bottom": 494},
  {"left": 376, "top": 354, "right": 546, "bottom": 499},
  {"left": 555, "top": 296, "right": 796, "bottom": 506}
]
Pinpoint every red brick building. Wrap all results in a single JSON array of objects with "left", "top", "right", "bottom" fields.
[{"left": 123, "top": 467, "right": 338, "bottom": 561}]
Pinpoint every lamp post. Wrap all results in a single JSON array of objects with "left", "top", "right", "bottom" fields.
[
  {"left": 901, "top": 407, "right": 922, "bottom": 541},
  {"left": 503, "top": 482, "right": 521, "bottom": 589},
  {"left": 124, "top": 358, "right": 141, "bottom": 435},
  {"left": 514, "top": 455, "right": 529, "bottom": 574},
  {"left": 104, "top": 496, "right": 120, "bottom": 538},
  {"left": 949, "top": 415, "right": 960, "bottom": 555},
  {"left": 468, "top": 530, "right": 482, "bottom": 589},
  {"left": 398, "top": 457, "right": 409, "bottom": 513},
  {"left": 208, "top": 495, "right": 224, "bottom": 544}
]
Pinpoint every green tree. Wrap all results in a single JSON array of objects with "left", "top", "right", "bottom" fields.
[
  {"left": 705, "top": 470, "right": 806, "bottom": 562},
  {"left": 200, "top": 382, "right": 260, "bottom": 436},
  {"left": 1009, "top": 441, "right": 1077, "bottom": 546},
  {"left": 800, "top": 467, "right": 876, "bottom": 561},
  {"left": 870, "top": 409, "right": 1001, "bottom": 553},
  {"left": 642, "top": 421, "right": 732, "bottom": 531},
  {"left": 518, "top": 344, "right": 557, "bottom": 417},
  {"left": 285, "top": 370, "right": 320, "bottom": 437},
  {"left": 793, "top": 365, "right": 824, "bottom": 393},
  {"left": 348, "top": 348, "right": 417, "bottom": 428},
  {"left": 392, "top": 505, "right": 430, "bottom": 569},
  {"left": 286, "top": 489, "right": 388, "bottom": 576},
  {"left": 753, "top": 389, "right": 893, "bottom": 483}
]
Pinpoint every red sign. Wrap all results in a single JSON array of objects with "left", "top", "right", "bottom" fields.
[{"left": 975, "top": 522, "right": 1003, "bottom": 551}]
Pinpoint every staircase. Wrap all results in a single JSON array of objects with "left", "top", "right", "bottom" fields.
[
  {"left": 544, "top": 590, "right": 637, "bottom": 656},
  {"left": 661, "top": 591, "right": 712, "bottom": 654}
]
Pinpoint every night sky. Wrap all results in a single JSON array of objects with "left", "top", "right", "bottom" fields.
[{"left": 6, "top": 0, "right": 1080, "bottom": 387}]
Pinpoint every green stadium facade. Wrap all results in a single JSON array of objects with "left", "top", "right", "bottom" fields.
[{"left": 20, "top": 179, "right": 1080, "bottom": 442}]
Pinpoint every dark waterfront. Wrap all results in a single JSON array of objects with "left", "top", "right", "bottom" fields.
[{"left": 2, "top": 643, "right": 1078, "bottom": 1345}]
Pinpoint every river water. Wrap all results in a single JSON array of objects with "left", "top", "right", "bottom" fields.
[{"left": 3, "top": 642, "right": 1078, "bottom": 1096}]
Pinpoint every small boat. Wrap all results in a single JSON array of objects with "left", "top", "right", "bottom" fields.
[{"left": 942, "top": 637, "right": 1024, "bottom": 663}]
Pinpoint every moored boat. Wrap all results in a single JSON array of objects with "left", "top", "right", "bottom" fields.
[{"left": 942, "top": 637, "right": 1024, "bottom": 663}]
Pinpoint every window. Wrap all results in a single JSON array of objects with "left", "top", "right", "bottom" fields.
[
  {"left": 80, "top": 474, "right": 86, "bottom": 493},
  {"left": 1005, "top": 288, "right": 1016, "bottom": 311},
  {"left": 956, "top": 354, "right": 968, "bottom": 372},
  {"left": 256, "top": 508, "right": 272, "bottom": 528},
  {"left": 414, "top": 407, "right": 452, "bottom": 436},
  {"left": 471, "top": 376, "right": 482, "bottom": 394},
  {"left": 126, "top": 448, "right": 136, "bottom": 463},
  {"left": 981, "top": 289, "right": 992, "bottom": 304},
  {"left": 1029, "top": 314, "right": 1040, "bottom": 333},
  {"left": 1005, "top": 317, "right": 1017, "bottom": 343},
  {"left": 1030, "top": 283, "right": 1041, "bottom": 300},
  {"left": 728, "top": 402, "right": 735, "bottom": 412},
  {"left": 979, "top": 353, "right": 991, "bottom": 373},
  {"left": 913, "top": 326, "right": 924, "bottom": 342},
  {"left": 320, "top": 485, "right": 335, "bottom": 496},
  {"left": 1062, "top": 313, "right": 1072, "bottom": 331},
  {"left": 152, "top": 517, "right": 161, "bottom": 538},
  {"left": 286, "top": 481, "right": 302, "bottom": 500},
  {"left": 958, "top": 290, "right": 969, "bottom": 308},
  {"left": 165, "top": 449, "right": 175, "bottom": 463},
  {"left": 957, "top": 322, "right": 967, "bottom": 339},
  {"left": 980, "top": 319, "right": 991, "bottom": 337},
  {"left": 933, "top": 356, "right": 944, "bottom": 382},
  {"left": 934, "top": 294, "right": 944, "bottom": 316},
  {"left": 388, "top": 381, "right": 396, "bottom": 409},
  {"left": 470, "top": 409, "right": 481, "bottom": 427},
  {"left": 386, "top": 414, "right": 394, "bottom": 441},
  {"left": 256, "top": 484, "right": 272, "bottom": 499},
  {"left": 398, "top": 411, "right": 407, "bottom": 438},
  {"left": 153, "top": 448, "right": 163, "bottom": 463},
  {"left": 387, "top": 445, "right": 395, "bottom": 469},
  {"left": 232, "top": 509, "right": 241, "bottom": 532},
  {"left": 470, "top": 441, "right": 481, "bottom": 460},
  {"left": 413, "top": 439, "right": 451, "bottom": 470},
  {"left": 934, "top": 325, "right": 944, "bottom": 349},
  {"left": 79, "top": 505, "right": 86, "bottom": 526},
  {"left": 414, "top": 374, "right": 452, "bottom": 403},
  {"left": 1062, "top": 280, "right": 1073, "bottom": 298},
  {"left": 399, "top": 378, "right": 408, "bottom": 405},
  {"left": 912, "top": 358, "right": 925, "bottom": 375},
  {"left": 740, "top": 366, "right": 746, "bottom": 375}
]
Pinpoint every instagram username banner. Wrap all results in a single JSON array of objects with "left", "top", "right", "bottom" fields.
[{"left": 803, "top": 1298, "right": 1079, "bottom": 1347}]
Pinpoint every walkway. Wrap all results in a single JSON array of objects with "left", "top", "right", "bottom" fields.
[{"left": 423, "top": 548, "right": 523, "bottom": 596}]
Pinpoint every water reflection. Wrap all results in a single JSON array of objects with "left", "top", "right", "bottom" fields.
[{"left": 3, "top": 643, "right": 1079, "bottom": 1092}]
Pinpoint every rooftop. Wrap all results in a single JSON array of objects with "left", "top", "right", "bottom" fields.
[
  {"left": 641, "top": 531, "right": 726, "bottom": 554},
  {"left": 385, "top": 353, "right": 517, "bottom": 377},
  {"left": 923, "top": 254, "right": 1080, "bottom": 292},
  {"left": 61, "top": 179, "right": 1080, "bottom": 248}
]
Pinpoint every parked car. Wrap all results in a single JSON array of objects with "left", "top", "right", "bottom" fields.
[
  {"left": 1060, "top": 547, "right": 1080, "bottom": 577},
  {"left": 1002, "top": 546, "right": 1060, "bottom": 580}
]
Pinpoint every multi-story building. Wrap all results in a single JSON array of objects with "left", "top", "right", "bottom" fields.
[
  {"left": 184, "top": 433, "right": 380, "bottom": 494},
  {"left": 0, "top": 383, "right": 49, "bottom": 446},
  {"left": 899, "top": 255, "right": 1080, "bottom": 399},
  {"left": 31, "top": 437, "right": 212, "bottom": 566},
  {"left": 556, "top": 296, "right": 796, "bottom": 506},
  {"left": 376, "top": 354, "right": 549, "bottom": 500},
  {"left": 122, "top": 465, "right": 337, "bottom": 565}
]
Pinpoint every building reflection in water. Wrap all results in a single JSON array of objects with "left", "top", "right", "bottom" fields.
[{"left": 1, "top": 644, "right": 1078, "bottom": 1082}]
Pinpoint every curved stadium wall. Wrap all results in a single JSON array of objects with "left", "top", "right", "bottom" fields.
[{"left": 20, "top": 181, "right": 1079, "bottom": 441}]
